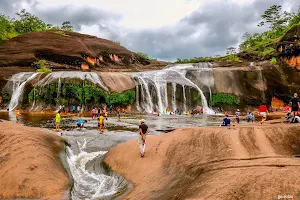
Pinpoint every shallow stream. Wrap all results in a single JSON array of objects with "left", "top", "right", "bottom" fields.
[{"left": 0, "top": 111, "right": 223, "bottom": 199}]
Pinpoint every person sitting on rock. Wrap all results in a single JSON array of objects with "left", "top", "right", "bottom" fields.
[
  {"left": 220, "top": 114, "right": 231, "bottom": 127},
  {"left": 246, "top": 112, "right": 252, "bottom": 123}
]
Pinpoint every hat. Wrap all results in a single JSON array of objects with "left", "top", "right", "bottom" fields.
[{"left": 140, "top": 119, "right": 145, "bottom": 124}]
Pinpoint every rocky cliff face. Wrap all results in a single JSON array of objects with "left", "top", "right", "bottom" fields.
[
  {"left": 277, "top": 25, "right": 300, "bottom": 69},
  {"left": 212, "top": 61, "right": 297, "bottom": 107},
  {"left": 0, "top": 31, "right": 167, "bottom": 71}
]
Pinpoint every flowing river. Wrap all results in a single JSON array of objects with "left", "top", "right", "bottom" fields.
[{"left": 0, "top": 111, "right": 223, "bottom": 199}]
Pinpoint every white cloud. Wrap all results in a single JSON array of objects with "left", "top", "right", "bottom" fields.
[
  {"left": 0, "top": 0, "right": 299, "bottom": 61},
  {"left": 33, "top": 0, "right": 203, "bottom": 28}
]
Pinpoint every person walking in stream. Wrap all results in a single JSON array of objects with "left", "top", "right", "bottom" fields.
[
  {"left": 98, "top": 113, "right": 105, "bottom": 134},
  {"left": 138, "top": 119, "right": 149, "bottom": 157},
  {"left": 55, "top": 110, "right": 61, "bottom": 131},
  {"left": 15, "top": 108, "right": 21, "bottom": 123}
]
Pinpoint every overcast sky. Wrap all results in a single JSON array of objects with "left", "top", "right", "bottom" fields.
[{"left": 0, "top": 0, "right": 299, "bottom": 61}]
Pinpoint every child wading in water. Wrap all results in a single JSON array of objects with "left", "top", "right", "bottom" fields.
[
  {"left": 117, "top": 112, "right": 121, "bottom": 122},
  {"left": 55, "top": 111, "right": 61, "bottom": 131},
  {"left": 98, "top": 113, "right": 105, "bottom": 134},
  {"left": 15, "top": 108, "right": 21, "bottom": 123}
]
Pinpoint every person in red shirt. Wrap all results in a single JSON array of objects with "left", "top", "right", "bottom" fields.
[{"left": 259, "top": 103, "right": 268, "bottom": 124}]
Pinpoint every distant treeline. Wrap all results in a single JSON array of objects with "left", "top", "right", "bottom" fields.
[{"left": 0, "top": 9, "right": 73, "bottom": 42}]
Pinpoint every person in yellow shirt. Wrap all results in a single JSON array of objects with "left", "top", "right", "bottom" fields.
[
  {"left": 15, "top": 108, "right": 21, "bottom": 123},
  {"left": 55, "top": 111, "right": 61, "bottom": 131},
  {"left": 98, "top": 113, "right": 105, "bottom": 134}
]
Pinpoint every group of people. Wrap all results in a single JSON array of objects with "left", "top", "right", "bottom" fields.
[
  {"left": 55, "top": 108, "right": 149, "bottom": 157},
  {"left": 220, "top": 103, "right": 268, "bottom": 127}
]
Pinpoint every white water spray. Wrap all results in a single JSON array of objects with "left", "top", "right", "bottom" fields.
[
  {"left": 128, "top": 63, "right": 215, "bottom": 114},
  {"left": 67, "top": 139, "right": 128, "bottom": 200},
  {"left": 8, "top": 72, "right": 39, "bottom": 111}
]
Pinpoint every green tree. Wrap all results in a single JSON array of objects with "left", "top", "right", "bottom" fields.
[
  {"left": 13, "top": 9, "right": 47, "bottom": 34},
  {"left": 258, "top": 5, "right": 293, "bottom": 31},
  {"left": 136, "top": 52, "right": 149, "bottom": 59},
  {"left": 0, "top": 14, "right": 17, "bottom": 41},
  {"left": 61, "top": 21, "right": 73, "bottom": 31}
]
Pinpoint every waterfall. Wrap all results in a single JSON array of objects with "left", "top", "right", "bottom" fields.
[
  {"left": 182, "top": 85, "right": 187, "bottom": 113},
  {"left": 128, "top": 63, "right": 215, "bottom": 114},
  {"left": 138, "top": 77, "right": 153, "bottom": 113},
  {"left": 8, "top": 72, "right": 39, "bottom": 111},
  {"left": 135, "top": 84, "right": 141, "bottom": 112},
  {"left": 36, "top": 71, "right": 109, "bottom": 91},
  {"left": 172, "top": 83, "right": 177, "bottom": 111},
  {"left": 258, "top": 69, "right": 266, "bottom": 103}
]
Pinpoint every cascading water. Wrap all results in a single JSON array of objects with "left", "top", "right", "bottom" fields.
[
  {"left": 182, "top": 85, "right": 187, "bottom": 113},
  {"left": 172, "top": 83, "right": 177, "bottom": 111},
  {"left": 8, "top": 72, "right": 39, "bottom": 111},
  {"left": 67, "top": 139, "right": 129, "bottom": 200},
  {"left": 5, "top": 71, "right": 110, "bottom": 111},
  {"left": 258, "top": 69, "right": 266, "bottom": 103},
  {"left": 36, "top": 71, "right": 109, "bottom": 91},
  {"left": 128, "top": 63, "right": 215, "bottom": 114},
  {"left": 138, "top": 77, "right": 153, "bottom": 113}
]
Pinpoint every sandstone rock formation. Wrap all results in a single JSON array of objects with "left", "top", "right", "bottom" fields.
[
  {"left": 0, "top": 31, "right": 168, "bottom": 71},
  {"left": 97, "top": 72, "right": 135, "bottom": 93},
  {"left": 105, "top": 124, "right": 300, "bottom": 200},
  {"left": 0, "top": 121, "right": 70, "bottom": 199},
  {"left": 277, "top": 25, "right": 300, "bottom": 69}
]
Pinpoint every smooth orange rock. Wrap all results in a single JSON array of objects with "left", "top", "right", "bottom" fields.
[
  {"left": 81, "top": 63, "right": 89, "bottom": 70},
  {"left": 0, "top": 121, "right": 70, "bottom": 199},
  {"left": 271, "top": 96, "right": 285, "bottom": 109},
  {"left": 105, "top": 125, "right": 300, "bottom": 200},
  {"left": 86, "top": 56, "right": 95, "bottom": 65}
]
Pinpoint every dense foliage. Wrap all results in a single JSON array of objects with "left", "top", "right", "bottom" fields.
[
  {"left": 108, "top": 91, "right": 136, "bottom": 107},
  {"left": 176, "top": 47, "right": 241, "bottom": 63},
  {"left": 239, "top": 5, "right": 300, "bottom": 56},
  {"left": 34, "top": 60, "right": 52, "bottom": 72},
  {"left": 28, "top": 82, "right": 135, "bottom": 107},
  {"left": 176, "top": 5, "right": 300, "bottom": 64},
  {"left": 0, "top": 9, "right": 73, "bottom": 42},
  {"left": 212, "top": 93, "right": 240, "bottom": 106}
]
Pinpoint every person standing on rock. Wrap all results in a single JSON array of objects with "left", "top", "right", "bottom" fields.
[
  {"left": 259, "top": 102, "right": 268, "bottom": 124},
  {"left": 55, "top": 110, "right": 61, "bottom": 131},
  {"left": 290, "top": 93, "right": 300, "bottom": 117},
  {"left": 138, "top": 119, "right": 149, "bottom": 157},
  {"left": 235, "top": 109, "right": 241, "bottom": 124}
]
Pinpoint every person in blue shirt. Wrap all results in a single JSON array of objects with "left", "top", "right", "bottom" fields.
[
  {"left": 77, "top": 119, "right": 87, "bottom": 129},
  {"left": 220, "top": 114, "right": 231, "bottom": 126}
]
